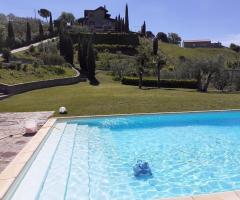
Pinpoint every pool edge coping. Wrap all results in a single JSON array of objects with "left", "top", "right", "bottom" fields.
[
  {"left": 56, "top": 108, "right": 240, "bottom": 120},
  {"left": 0, "top": 118, "right": 57, "bottom": 200},
  {"left": 1, "top": 109, "right": 240, "bottom": 199}
]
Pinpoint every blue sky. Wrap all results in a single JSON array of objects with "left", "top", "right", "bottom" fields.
[{"left": 1, "top": 0, "right": 240, "bottom": 46}]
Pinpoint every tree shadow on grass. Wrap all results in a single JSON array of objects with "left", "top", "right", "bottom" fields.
[{"left": 89, "top": 77, "right": 100, "bottom": 86}]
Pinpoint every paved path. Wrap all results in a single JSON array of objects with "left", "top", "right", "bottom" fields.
[
  {"left": 0, "top": 112, "right": 54, "bottom": 173},
  {"left": 0, "top": 37, "right": 57, "bottom": 57}
]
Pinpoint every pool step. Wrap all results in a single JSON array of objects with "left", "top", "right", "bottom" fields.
[
  {"left": 38, "top": 123, "right": 78, "bottom": 200},
  {"left": 10, "top": 122, "right": 67, "bottom": 200},
  {"left": 65, "top": 125, "right": 90, "bottom": 200}
]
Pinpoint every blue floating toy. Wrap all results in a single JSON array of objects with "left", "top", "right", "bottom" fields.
[{"left": 133, "top": 160, "right": 152, "bottom": 178}]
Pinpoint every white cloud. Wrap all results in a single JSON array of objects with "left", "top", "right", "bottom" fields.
[{"left": 216, "top": 34, "right": 240, "bottom": 47}]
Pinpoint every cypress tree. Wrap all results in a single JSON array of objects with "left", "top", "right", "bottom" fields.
[
  {"left": 153, "top": 37, "right": 158, "bottom": 55},
  {"left": 49, "top": 13, "right": 54, "bottom": 35},
  {"left": 78, "top": 41, "right": 83, "bottom": 70},
  {"left": 7, "top": 21, "right": 15, "bottom": 39},
  {"left": 26, "top": 22, "right": 31, "bottom": 44},
  {"left": 59, "top": 34, "right": 66, "bottom": 56},
  {"left": 117, "top": 15, "right": 121, "bottom": 32},
  {"left": 87, "top": 40, "right": 96, "bottom": 80},
  {"left": 65, "top": 36, "right": 73, "bottom": 65},
  {"left": 78, "top": 39, "right": 88, "bottom": 74},
  {"left": 121, "top": 18, "right": 124, "bottom": 33},
  {"left": 6, "top": 21, "right": 15, "bottom": 48},
  {"left": 0, "top": 26, "right": 4, "bottom": 52},
  {"left": 125, "top": 4, "right": 129, "bottom": 33},
  {"left": 141, "top": 21, "right": 146, "bottom": 37},
  {"left": 39, "top": 20, "right": 44, "bottom": 39},
  {"left": 115, "top": 16, "right": 118, "bottom": 32}
]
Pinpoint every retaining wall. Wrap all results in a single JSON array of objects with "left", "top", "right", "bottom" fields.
[{"left": 0, "top": 68, "right": 86, "bottom": 95}]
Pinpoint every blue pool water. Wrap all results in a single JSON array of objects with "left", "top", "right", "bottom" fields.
[{"left": 10, "top": 111, "right": 240, "bottom": 200}]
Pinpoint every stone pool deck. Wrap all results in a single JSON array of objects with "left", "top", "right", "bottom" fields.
[
  {"left": 161, "top": 191, "right": 240, "bottom": 200},
  {"left": 0, "top": 112, "right": 54, "bottom": 173}
]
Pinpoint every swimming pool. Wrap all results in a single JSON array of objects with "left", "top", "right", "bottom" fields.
[{"left": 6, "top": 111, "right": 240, "bottom": 200}]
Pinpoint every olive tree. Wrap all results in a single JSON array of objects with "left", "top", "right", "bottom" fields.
[
  {"left": 193, "top": 56, "right": 225, "bottom": 92},
  {"left": 213, "top": 69, "right": 230, "bottom": 92}
]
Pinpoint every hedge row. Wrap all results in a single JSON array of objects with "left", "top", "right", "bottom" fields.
[
  {"left": 122, "top": 77, "right": 198, "bottom": 89},
  {"left": 94, "top": 44, "right": 138, "bottom": 56},
  {"left": 70, "top": 33, "right": 140, "bottom": 46}
]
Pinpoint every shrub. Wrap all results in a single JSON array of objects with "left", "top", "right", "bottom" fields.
[
  {"left": 23, "top": 64, "right": 28, "bottom": 71},
  {"left": 63, "top": 63, "right": 72, "bottom": 68},
  {"left": 2, "top": 48, "right": 11, "bottom": 62},
  {"left": 122, "top": 77, "right": 198, "bottom": 89},
  {"left": 48, "top": 66, "right": 66, "bottom": 75},
  {"left": 29, "top": 45, "right": 35, "bottom": 53},
  {"left": 3, "top": 61, "right": 21, "bottom": 70},
  {"left": 38, "top": 41, "right": 58, "bottom": 54},
  {"left": 40, "top": 53, "right": 65, "bottom": 65},
  {"left": 35, "top": 59, "right": 44, "bottom": 65},
  {"left": 14, "top": 61, "right": 22, "bottom": 70}
]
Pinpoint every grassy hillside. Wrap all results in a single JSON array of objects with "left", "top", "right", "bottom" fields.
[
  {"left": 0, "top": 65, "right": 76, "bottom": 85},
  {"left": 159, "top": 42, "right": 239, "bottom": 67}
]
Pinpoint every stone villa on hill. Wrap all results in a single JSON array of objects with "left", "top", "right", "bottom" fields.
[
  {"left": 183, "top": 40, "right": 222, "bottom": 48},
  {"left": 78, "top": 6, "right": 116, "bottom": 32}
]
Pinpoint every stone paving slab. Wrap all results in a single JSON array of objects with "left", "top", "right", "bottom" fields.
[{"left": 0, "top": 112, "right": 54, "bottom": 173}]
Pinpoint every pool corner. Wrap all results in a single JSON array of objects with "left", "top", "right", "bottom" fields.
[{"left": 0, "top": 118, "right": 57, "bottom": 200}]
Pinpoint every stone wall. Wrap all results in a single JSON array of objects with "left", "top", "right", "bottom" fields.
[{"left": 0, "top": 68, "right": 86, "bottom": 95}]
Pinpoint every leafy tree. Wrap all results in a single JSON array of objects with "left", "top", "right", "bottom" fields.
[
  {"left": 193, "top": 56, "right": 225, "bottom": 92},
  {"left": 49, "top": 13, "right": 54, "bottom": 35},
  {"left": 6, "top": 21, "right": 15, "bottom": 48},
  {"left": 156, "top": 32, "right": 169, "bottom": 43},
  {"left": 153, "top": 37, "right": 166, "bottom": 88},
  {"left": 2, "top": 48, "right": 11, "bottom": 62},
  {"left": 125, "top": 4, "right": 129, "bottom": 33},
  {"left": 168, "top": 33, "right": 181, "bottom": 44},
  {"left": 213, "top": 69, "right": 230, "bottom": 92},
  {"left": 39, "top": 20, "right": 44, "bottom": 39},
  {"left": 87, "top": 40, "right": 97, "bottom": 83},
  {"left": 58, "top": 12, "right": 75, "bottom": 25},
  {"left": 153, "top": 37, "right": 158, "bottom": 55},
  {"left": 141, "top": 21, "right": 146, "bottom": 36},
  {"left": 146, "top": 31, "right": 155, "bottom": 39},
  {"left": 155, "top": 54, "right": 166, "bottom": 88},
  {"left": 26, "top": 22, "right": 31, "bottom": 44},
  {"left": 38, "top": 9, "right": 51, "bottom": 22},
  {"left": 230, "top": 43, "right": 240, "bottom": 53}
]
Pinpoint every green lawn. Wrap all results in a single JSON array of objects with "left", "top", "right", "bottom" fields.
[{"left": 0, "top": 72, "right": 240, "bottom": 116}]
